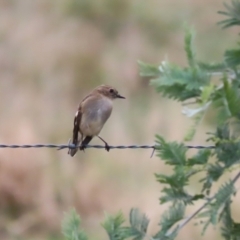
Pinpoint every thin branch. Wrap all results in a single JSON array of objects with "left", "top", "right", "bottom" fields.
[{"left": 165, "top": 171, "right": 240, "bottom": 237}]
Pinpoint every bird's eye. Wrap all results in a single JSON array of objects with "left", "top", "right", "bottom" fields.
[{"left": 109, "top": 88, "right": 114, "bottom": 93}]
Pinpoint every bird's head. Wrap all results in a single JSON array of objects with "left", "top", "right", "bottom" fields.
[{"left": 96, "top": 85, "right": 125, "bottom": 100}]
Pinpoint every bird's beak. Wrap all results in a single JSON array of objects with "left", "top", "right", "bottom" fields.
[{"left": 117, "top": 94, "right": 125, "bottom": 99}]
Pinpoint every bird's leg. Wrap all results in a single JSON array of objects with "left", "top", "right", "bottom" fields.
[
  {"left": 98, "top": 136, "right": 110, "bottom": 152},
  {"left": 79, "top": 135, "right": 85, "bottom": 152},
  {"left": 80, "top": 136, "right": 92, "bottom": 151}
]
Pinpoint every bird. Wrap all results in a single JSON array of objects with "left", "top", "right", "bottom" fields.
[{"left": 68, "top": 85, "right": 125, "bottom": 156}]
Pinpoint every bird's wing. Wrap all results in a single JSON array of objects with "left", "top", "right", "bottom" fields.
[
  {"left": 68, "top": 107, "right": 82, "bottom": 156},
  {"left": 73, "top": 109, "right": 82, "bottom": 143},
  {"left": 69, "top": 98, "right": 91, "bottom": 156},
  {"left": 72, "top": 93, "right": 97, "bottom": 140},
  {"left": 68, "top": 93, "right": 96, "bottom": 156}
]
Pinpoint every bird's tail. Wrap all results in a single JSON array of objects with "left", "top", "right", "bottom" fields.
[
  {"left": 68, "top": 109, "right": 82, "bottom": 157},
  {"left": 68, "top": 125, "right": 80, "bottom": 157}
]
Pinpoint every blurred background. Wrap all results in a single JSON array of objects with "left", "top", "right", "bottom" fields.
[{"left": 0, "top": 0, "right": 238, "bottom": 239}]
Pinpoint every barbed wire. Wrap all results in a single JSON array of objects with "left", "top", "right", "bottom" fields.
[{"left": 0, "top": 143, "right": 215, "bottom": 150}]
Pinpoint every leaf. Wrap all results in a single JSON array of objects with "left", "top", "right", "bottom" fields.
[
  {"left": 224, "top": 77, "right": 240, "bottom": 118},
  {"left": 198, "top": 61, "right": 226, "bottom": 72},
  {"left": 214, "top": 181, "right": 235, "bottom": 216},
  {"left": 213, "top": 124, "right": 240, "bottom": 167},
  {"left": 155, "top": 170, "right": 188, "bottom": 188},
  {"left": 221, "top": 201, "right": 240, "bottom": 240},
  {"left": 102, "top": 211, "right": 129, "bottom": 240},
  {"left": 102, "top": 209, "right": 149, "bottom": 240},
  {"left": 215, "top": 140, "right": 240, "bottom": 167},
  {"left": 201, "top": 84, "right": 215, "bottom": 103},
  {"left": 160, "top": 187, "right": 193, "bottom": 205},
  {"left": 187, "top": 149, "right": 211, "bottom": 166},
  {"left": 224, "top": 48, "right": 240, "bottom": 67},
  {"left": 155, "top": 203, "right": 185, "bottom": 238},
  {"left": 62, "top": 209, "right": 87, "bottom": 240},
  {"left": 156, "top": 166, "right": 192, "bottom": 204},
  {"left": 151, "top": 80, "right": 200, "bottom": 101},
  {"left": 129, "top": 208, "right": 149, "bottom": 240},
  {"left": 212, "top": 77, "right": 240, "bottom": 123},
  {"left": 184, "top": 26, "right": 196, "bottom": 68},
  {"left": 201, "top": 163, "right": 225, "bottom": 194},
  {"left": 150, "top": 61, "right": 209, "bottom": 101},
  {"left": 218, "top": 0, "right": 240, "bottom": 28},
  {"left": 155, "top": 135, "right": 187, "bottom": 165},
  {"left": 215, "top": 124, "right": 231, "bottom": 141},
  {"left": 200, "top": 181, "right": 236, "bottom": 235},
  {"left": 213, "top": 91, "right": 232, "bottom": 124},
  {"left": 183, "top": 84, "right": 214, "bottom": 140}
]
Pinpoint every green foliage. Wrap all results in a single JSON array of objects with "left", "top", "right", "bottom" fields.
[
  {"left": 184, "top": 27, "right": 196, "bottom": 68},
  {"left": 150, "top": 62, "right": 209, "bottom": 101},
  {"left": 139, "top": 27, "right": 210, "bottom": 103},
  {"left": 155, "top": 136, "right": 209, "bottom": 204},
  {"left": 218, "top": 0, "right": 240, "bottom": 28},
  {"left": 102, "top": 211, "right": 129, "bottom": 240},
  {"left": 155, "top": 203, "right": 185, "bottom": 239},
  {"left": 102, "top": 209, "right": 149, "bottom": 240},
  {"left": 138, "top": 12, "right": 240, "bottom": 139},
  {"left": 201, "top": 163, "right": 224, "bottom": 195},
  {"left": 62, "top": 209, "right": 149, "bottom": 240},
  {"left": 155, "top": 135, "right": 187, "bottom": 165},
  {"left": 61, "top": 1, "right": 240, "bottom": 240},
  {"left": 221, "top": 201, "right": 240, "bottom": 240},
  {"left": 128, "top": 208, "right": 150, "bottom": 240},
  {"left": 199, "top": 181, "right": 236, "bottom": 234},
  {"left": 62, "top": 209, "right": 87, "bottom": 240},
  {"left": 102, "top": 209, "right": 150, "bottom": 240},
  {"left": 156, "top": 166, "right": 198, "bottom": 205},
  {"left": 200, "top": 124, "right": 240, "bottom": 194},
  {"left": 198, "top": 61, "right": 226, "bottom": 72},
  {"left": 214, "top": 126, "right": 240, "bottom": 167},
  {"left": 187, "top": 149, "right": 211, "bottom": 166},
  {"left": 140, "top": 27, "right": 218, "bottom": 140},
  {"left": 224, "top": 48, "right": 240, "bottom": 67},
  {"left": 140, "top": 1, "right": 240, "bottom": 238},
  {"left": 213, "top": 77, "right": 240, "bottom": 122}
]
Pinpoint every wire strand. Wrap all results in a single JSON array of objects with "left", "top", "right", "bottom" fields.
[{"left": 0, "top": 144, "right": 215, "bottom": 150}]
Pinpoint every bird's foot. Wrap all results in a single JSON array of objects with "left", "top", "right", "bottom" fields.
[
  {"left": 97, "top": 136, "right": 110, "bottom": 152},
  {"left": 79, "top": 144, "right": 86, "bottom": 152}
]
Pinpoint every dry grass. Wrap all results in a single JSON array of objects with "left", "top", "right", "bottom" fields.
[{"left": 0, "top": 0, "right": 239, "bottom": 239}]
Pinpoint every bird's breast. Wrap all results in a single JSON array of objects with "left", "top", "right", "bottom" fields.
[{"left": 80, "top": 98, "right": 113, "bottom": 136}]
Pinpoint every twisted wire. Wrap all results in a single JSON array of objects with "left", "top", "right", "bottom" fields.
[{"left": 0, "top": 144, "right": 215, "bottom": 150}]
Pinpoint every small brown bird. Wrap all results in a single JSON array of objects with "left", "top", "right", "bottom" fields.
[{"left": 68, "top": 85, "right": 125, "bottom": 156}]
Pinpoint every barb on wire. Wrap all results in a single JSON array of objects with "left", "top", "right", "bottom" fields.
[{"left": 0, "top": 143, "right": 215, "bottom": 150}]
